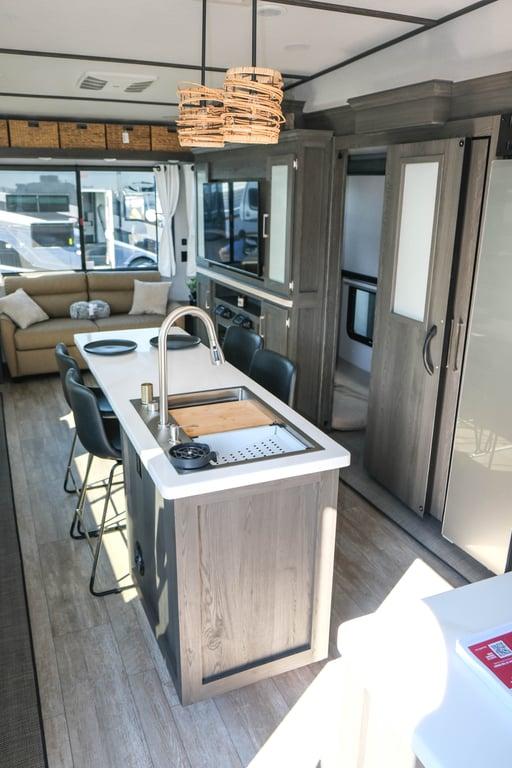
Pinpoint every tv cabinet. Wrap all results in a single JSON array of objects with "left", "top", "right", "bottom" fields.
[{"left": 194, "top": 129, "right": 333, "bottom": 425}]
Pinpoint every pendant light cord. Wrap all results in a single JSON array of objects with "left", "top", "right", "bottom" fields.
[{"left": 252, "top": 0, "right": 257, "bottom": 69}]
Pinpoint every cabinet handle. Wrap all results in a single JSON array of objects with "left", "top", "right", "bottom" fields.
[
  {"left": 259, "top": 314, "right": 265, "bottom": 339},
  {"left": 262, "top": 213, "right": 269, "bottom": 239},
  {"left": 205, "top": 290, "right": 211, "bottom": 311}
]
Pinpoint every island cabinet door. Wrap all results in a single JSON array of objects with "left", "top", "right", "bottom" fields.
[
  {"left": 173, "top": 469, "right": 339, "bottom": 704},
  {"left": 121, "top": 434, "right": 158, "bottom": 618}
]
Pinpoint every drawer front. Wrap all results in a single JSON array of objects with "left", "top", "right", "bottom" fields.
[
  {"left": 59, "top": 122, "right": 106, "bottom": 149},
  {"left": 150, "top": 125, "right": 182, "bottom": 152},
  {"left": 8, "top": 119, "right": 59, "bottom": 148},
  {"left": 0, "top": 120, "right": 8, "bottom": 147},
  {"left": 106, "top": 123, "right": 151, "bottom": 151}
]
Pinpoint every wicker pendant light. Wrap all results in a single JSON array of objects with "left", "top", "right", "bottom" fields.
[
  {"left": 177, "top": 0, "right": 225, "bottom": 148},
  {"left": 223, "top": 1, "right": 284, "bottom": 144},
  {"left": 223, "top": 66, "right": 284, "bottom": 145}
]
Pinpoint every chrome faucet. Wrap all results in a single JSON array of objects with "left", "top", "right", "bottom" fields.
[{"left": 158, "top": 305, "right": 225, "bottom": 429}]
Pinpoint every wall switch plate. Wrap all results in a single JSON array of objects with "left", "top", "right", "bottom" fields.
[
  {"left": 237, "top": 296, "right": 245, "bottom": 308},
  {"left": 122, "top": 130, "right": 130, "bottom": 144}
]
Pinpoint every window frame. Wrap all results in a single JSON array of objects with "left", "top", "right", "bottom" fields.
[
  {"left": 344, "top": 270, "right": 377, "bottom": 348},
  {"left": 0, "top": 163, "right": 161, "bottom": 275}
]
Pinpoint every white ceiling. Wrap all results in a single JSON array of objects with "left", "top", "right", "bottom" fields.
[
  {"left": 289, "top": 0, "right": 511, "bottom": 112},
  {"left": 0, "top": 0, "right": 506, "bottom": 122}
]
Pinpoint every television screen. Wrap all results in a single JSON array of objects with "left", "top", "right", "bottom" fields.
[{"left": 202, "top": 180, "right": 261, "bottom": 277}]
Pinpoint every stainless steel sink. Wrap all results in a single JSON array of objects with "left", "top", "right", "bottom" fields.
[{"left": 131, "top": 386, "right": 320, "bottom": 472}]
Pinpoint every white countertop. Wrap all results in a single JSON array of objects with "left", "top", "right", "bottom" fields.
[
  {"left": 75, "top": 326, "right": 350, "bottom": 500},
  {"left": 337, "top": 567, "right": 512, "bottom": 768}
]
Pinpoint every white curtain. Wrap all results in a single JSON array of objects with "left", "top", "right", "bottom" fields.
[
  {"left": 154, "top": 164, "right": 180, "bottom": 277},
  {"left": 183, "top": 164, "right": 197, "bottom": 277}
]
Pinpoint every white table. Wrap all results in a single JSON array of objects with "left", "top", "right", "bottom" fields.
[{"left": 335, "top": 565, "right": 512, "bottom": 768}]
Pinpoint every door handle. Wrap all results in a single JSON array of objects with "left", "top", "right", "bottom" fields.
[
  {"left": 454, "top": 319, "right": 465, "bottom": 371},
  {"left": 422, "top": 324, "right": 437, "bottom": 376},
  {"left": 259, "top": 314, "right": 265, "bottom": 339},
  {"left": 262, "top": 213, "right": 269, "bottom": 239}
]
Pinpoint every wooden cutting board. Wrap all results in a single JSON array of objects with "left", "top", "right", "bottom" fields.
[{"left": 169, "top": 399, "right": 274, "bottom": 438}]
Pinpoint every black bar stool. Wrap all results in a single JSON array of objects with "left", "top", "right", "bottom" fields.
[
  {"left": 66, "top": 368, "right": 131, "bottom": 597},
  {"left": 222, "top": 325, "right": 263, "bottom": 375},
  {"left": 249, "top": 348, "right": 297, "bottom": 407},
  {"left": 55, "top": 343, "right": 114, "bottom": 494}
]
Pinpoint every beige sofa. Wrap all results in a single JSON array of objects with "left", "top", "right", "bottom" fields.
[{"left": 0, "top": 270, "right": 175, "bottom": 377}]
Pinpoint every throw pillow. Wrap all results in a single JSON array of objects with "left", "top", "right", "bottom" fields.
[
  {"left": 0, "top": 288, "right": 49, "bottom": 329},
  {"left": 70, "top": 300, "right": 110, "bottom": 320},
  {"left": 129, "top": 280, "right": 169, "bottom": 316}
]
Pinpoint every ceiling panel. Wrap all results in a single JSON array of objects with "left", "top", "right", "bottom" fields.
[
  {"left": 0, "top": 0, "right": 203, "bottom": 65},
  {"left": 0, "top": 95, "right": 179, "bottom": 123},
  {"left": 207, "top": 4, "right": 418, "bottom": 74},
  {"left": 304, "top": 0, "right": 474, "bottom": 17}
]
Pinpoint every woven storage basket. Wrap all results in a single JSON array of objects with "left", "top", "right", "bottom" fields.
[
  {"left": 59, "top": 122, "right": 106, "bottom": 149},
  {"left": 150, "top": 126, "right": 184, "bottom": 152},
  {"left": 177, "top": 83, "right": 225, "bottom": 148},
  {"left": 106, "top": 124, "right": 151, "bottom": 151},
  {"left": 0, "top": 120, "right": 8, "bottom": 147},
  {"left": 223, "top": 67, "right": 284, "bottom": 145},
  {"left": 9, "top": 119, "right": 59, "bottom": 148}
]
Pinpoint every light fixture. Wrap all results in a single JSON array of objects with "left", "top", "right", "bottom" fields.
[
  {"left": 177, "top": 0, "right": 284, "bottom": 148},
  {"left": 258, "top": 3, "right": 285, "bottom": 17},
  {"left": 177, "top": 0, "right": 225, "bottom": 148}
]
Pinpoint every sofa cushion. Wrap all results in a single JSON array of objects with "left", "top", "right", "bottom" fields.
[
  {"left": 93, "top": 314, "right": 165, "bottom": 332},
  {"left": 15, "top": 317, "right": 97, "bottom": 351},
  {"left": 0, "top": 288, "right": 49, "bottom": 329},
  {"left": 129, "top": 280, "right": 170, "bottom": 316},
  {"left": 5, "top": 272, "right": 88, "bottom": 318},
  {"left": 87, "top": 271, "right": 161, "bottom": 314}
]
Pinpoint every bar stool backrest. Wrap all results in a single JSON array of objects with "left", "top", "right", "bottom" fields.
[
  {"left": 249, "top": 348, "right": 297, "bottom": 407},
  {"left": 55, "top": 343, "right": 83, "bottom": 408},
  {"left": 65, "top": 369, "right": 121, "bottom": 461},
  {"left": 222, "top": 325, "right": 263, "bottom": 375}
]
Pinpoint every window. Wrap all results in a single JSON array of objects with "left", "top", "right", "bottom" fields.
[
  {"left": 0, "top": 166, "right": 162, "bottom": 274},
  {"left": 0, "top": 170, "right": 80, "bottom": 273},
  {"left": 347, "top": 283, "right": 376, "bottom": 347},
  {"left": 79, "top": 169, "right": 159, "bottom": 270}
]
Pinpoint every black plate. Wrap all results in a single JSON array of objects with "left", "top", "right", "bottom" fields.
[
  {"left": 83, "top": 339, "right": 137, "bottom": 356},
  {"left": 150, "top": 334, "right": 201, "bottom": 350}
]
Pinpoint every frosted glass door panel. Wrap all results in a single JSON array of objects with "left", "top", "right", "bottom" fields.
[
  {"left": 392, "top": 161, "right": 440, "bottom": 322},
  {"left": 268, "top": 165, "right": 289, "bottom": 284},
  {"left": 443, "top": 160, "right": 512, "bottom": 574}
]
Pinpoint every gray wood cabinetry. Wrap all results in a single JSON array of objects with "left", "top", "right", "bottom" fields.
[
  {"left": 194, "top": 273, "right": 213, "bottom": 343},
  {"left": 194, "top": 130, "right": 333, "bottom": 423},
  {"left": 259, "top": 300, "right": 289, "bottom": 356},
  {"left": 121, "top": 429, "right": 339, "bottom": 705}
]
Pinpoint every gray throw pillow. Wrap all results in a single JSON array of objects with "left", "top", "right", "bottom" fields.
[
  {"left": 129, "top": 279, "right": 169, "bottom": 316},
  {"left": 0, "top": 288, "right": 49, "bottom": 329},
  {"left": 70, "top": 300, "right": 110, "bottom": 320}
]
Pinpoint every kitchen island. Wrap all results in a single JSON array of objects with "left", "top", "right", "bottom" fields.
[{"left": 75, "top": 326, "right": 350, "bottom": 704}]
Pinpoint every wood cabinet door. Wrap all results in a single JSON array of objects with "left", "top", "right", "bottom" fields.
[
  {"left": 263, "top": 154, "right": 296, "bottom": 294},
  {"left": 260, "top": 301, "right": 289, "bottom": 356},
  {"left": 365, "top": 138, "right": 466, "bottom": 516}
]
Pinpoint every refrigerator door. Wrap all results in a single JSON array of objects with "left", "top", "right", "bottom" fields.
[{"left": 443, "top": 160, "right": 512, "bottom": 574}]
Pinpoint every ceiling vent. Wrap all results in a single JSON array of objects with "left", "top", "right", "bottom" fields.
[{"left": 77, "top": 72, "right": 157, "bottom": 94}]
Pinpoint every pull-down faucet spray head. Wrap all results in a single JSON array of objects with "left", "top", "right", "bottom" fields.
[{"left": 158, "top": 305, "right": 225, "bottom": 429}]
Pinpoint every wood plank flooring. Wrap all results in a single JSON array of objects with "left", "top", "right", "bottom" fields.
[{"left": 1, "top": 375, "right": 467, "bottom": 768}]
